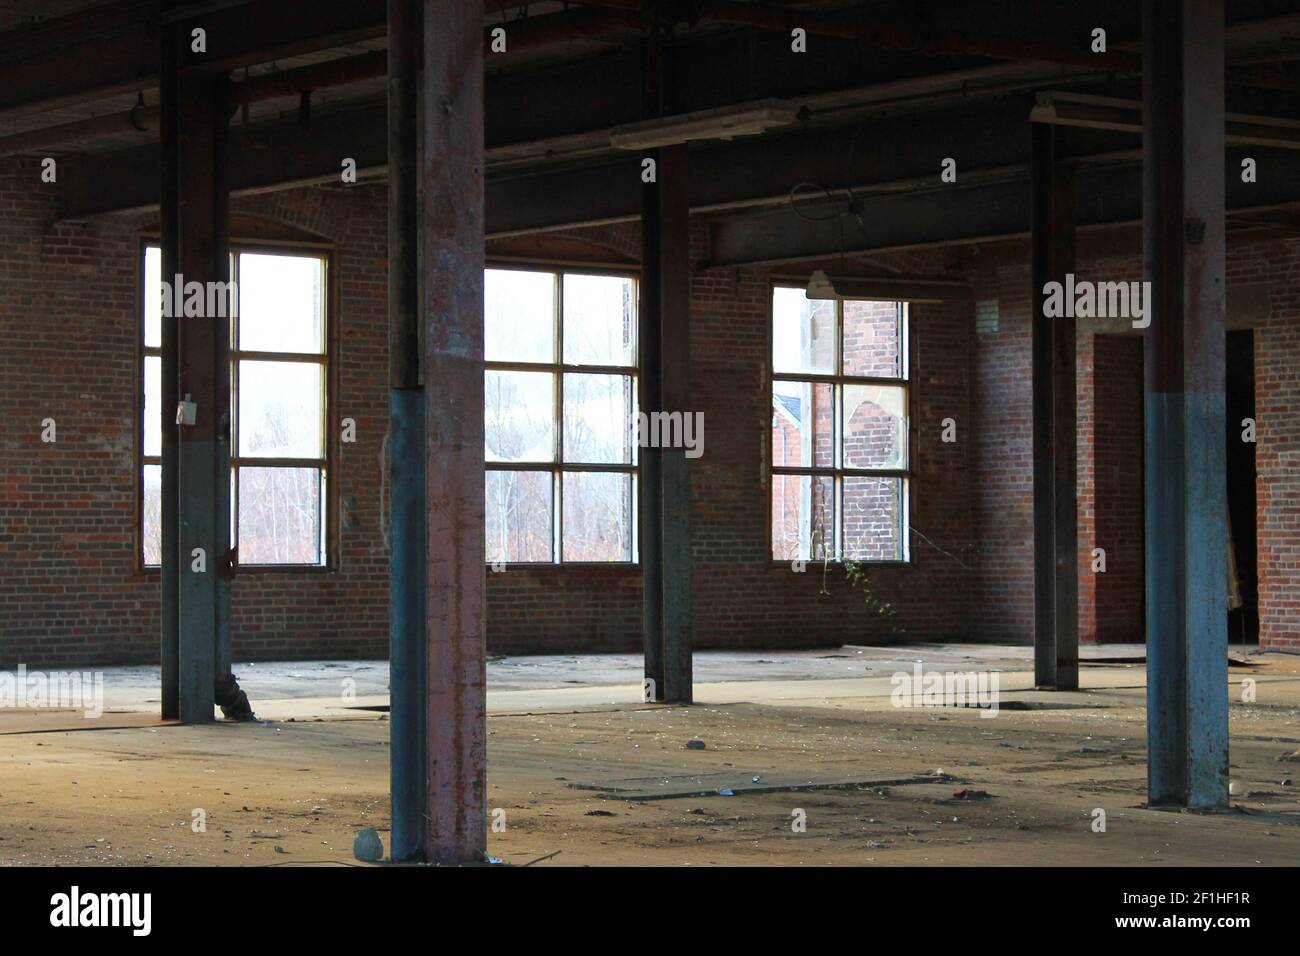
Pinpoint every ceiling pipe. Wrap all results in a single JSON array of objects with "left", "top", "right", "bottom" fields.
[
  {"left": 492, "top": 6, "right": 648, "bottom": 50},
  {"left": 0, "top": 50, "right": 386, "bottom": 158},
  {"left": 0, "top": 101, "right": 162, "bottom": 158},
  {"left": 0, "top": 7, "right": 650, "bottom": 158},
  {"left": 576, "top": 0, "right": 1141, "bottom": 72},
  {"left": 231, "top": 50, "right": 388, "bottom": 104}
]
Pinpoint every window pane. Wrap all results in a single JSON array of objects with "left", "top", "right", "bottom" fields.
[
  {"left": 843, "top": 476, "right": 906, "bottom": 561},
  {"left": 485, "top": 370, "right": 555, "bottom": 463},
  {"left": 772, "top": 380, "right": 832, "bottom": 468},
  {"left": 843, "top": 300, "right": 903, "bottom": 378},
  {"left": 144, "top": 246, "right": 162, "bottom": 349},
  {"left": 562, "top": 274, "right": 636, "bottom": 366},
  {"left": 486, "top": 268, "right": 555, "bottom": 362},
  {"left": 238, "top": 360, "right": 324, "bottom": 459},
  {"left": 843, "top": 384, "right": 907, "bottom": 470},
  {"left": 771, "top": 473, "right": 833, "bottom": 561},
  {"left": 562, "top": 471, "right": 632, "bottom": 561},
  {"left": 142, "top": 464, "right": 161, "bottom": 566},
  {"left": 772, "top": 287, "right": 834, "bottom": 374},
  {"left": 237, "top": 253, "right": 324, "bottom": 354},
  {"left": 486, "top": 469, "right": 552, "bottom": 562},
  {"left": 238, "top": 467, "right": 323, "bottom": 564},
  {"left": 143, "top": 355, "right": 162, "bottom": 457},
  {"left": 563, "top": 373, "right": 634, "bottom": 464}
]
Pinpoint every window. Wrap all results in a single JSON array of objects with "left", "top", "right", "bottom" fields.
[
  {"left": 484, "top": 267, "right": 638, "bottom": 563},
  {"left": 139, "top": 243, "right": 332, "bottom": 568},
  {"left": 770, "top": 285, "right": 910, "bottom": 563}
]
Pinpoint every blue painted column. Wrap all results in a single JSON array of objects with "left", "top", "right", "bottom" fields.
[
  {"left": 1143, "top": 0, "right": 1230, "bottom": 809},
  {"left": 388, "top": 389, "right": 425, "bottom": 858},
  {"left": 387, "top": 0, "right": 427, "bottom": 861}
]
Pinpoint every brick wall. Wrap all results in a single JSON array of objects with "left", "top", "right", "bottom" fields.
[
  {"left": 483, "top": 222, "right": 644, "bottom": 652},
  {"left": 970, "top": 262, "right": 1034, "bottom": 641},
  {"left": 1078, "top": 333, "right": 1145, "bottom": 643},
  {"left": 1, "top": 177, "right": 975, "bottom": 666},
  {"left": 0, "top": 159, "right": 144, "bottom": 667},
  {"left": 223, "top": 186, "right": 392, "bottom": 661},
  {"left": 972, "top": 253, "right": 1148, "bottom": 647},
  {"left": 1252, "top": 243, "right": 1300, "bottom": 652},
  {"left": 689, "top": 245, "right": 974, "bottom": 647},
  {"left": 970, "top": 235, "right": 1297, "bottom": 652},
  {"left": 0, "top": 167, "right": 395, "bottom": 667},
  {"left": 9, "top": 152, "right": 1294, "bottom": 666}
]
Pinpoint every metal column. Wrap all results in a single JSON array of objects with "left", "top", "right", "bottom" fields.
[
  {"left": 159, "top": 25, "right": 180, "bottom": 721},
  {"left": 387, "top": 0, "right": 426, "bottom": 862},
  {"left": 639, "top": 21, "right": 692, "bottom": 705},
  {"left": 640, "top": 143, "right": 693, "bottom": 704},
  {"left": 639, "top": 155, "right": 664, "bottom": 699},
  {"left": 422, "top": 0, "right": 487, "bottom": 864},
  {"left": 160, "top": 29, "right": 231, "bottom": 724},
  {"left": 659, "top": 143, "right": 693, "bottom": 703},
  {"left": 1031, "top": 122, "right": 1079, "bottom": 691},
  {"left": 1143, "top": 0, "right": 1229, "bottom": 809}
]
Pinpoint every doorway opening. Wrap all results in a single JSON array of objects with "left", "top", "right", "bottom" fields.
[{"left": 1226, "top": 329, "right": 1258, "bottom": 645}]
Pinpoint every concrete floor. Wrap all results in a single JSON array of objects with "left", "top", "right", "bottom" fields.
[
  {"left": 87, "top": 643, "right": 1177, "bottom": 716},
  {"left": 2, "top": 643, "right": 1298, "bottom": 866}
]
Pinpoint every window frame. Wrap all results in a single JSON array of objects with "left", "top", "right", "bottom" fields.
[
  {"left": 484, "top": 260, "right": 640, "bottom": 566},
  {"left": 135, "top": 236, "right": 339, "bottom": 573},
  {"left": 767, "top": 280, "right": 915, "bottom": 566}
]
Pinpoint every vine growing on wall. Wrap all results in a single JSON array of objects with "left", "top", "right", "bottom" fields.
[
  {"left": 842, "top": 559, "right": 903, "bottom": 635},
  {"left": 811, "top": 484, "right": 904, "bottom": 635}
]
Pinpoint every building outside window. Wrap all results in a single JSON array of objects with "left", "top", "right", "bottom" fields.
[{"left": 770, "top": 284, "right": 911, "bottom": 563}]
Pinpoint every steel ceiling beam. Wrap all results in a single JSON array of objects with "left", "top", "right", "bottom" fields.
[
  {"left": 58, "top": 95, "right": 1041, "bottom": 220},
  {"left": 703, "top": 143, "right": 1300, "bottom": 265}
]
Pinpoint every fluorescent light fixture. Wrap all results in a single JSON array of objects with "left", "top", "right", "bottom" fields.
[
  {"left": 806, "top": 269, "right": 972, "bottom": 303},
  {"left": 1031, "top": 90, "right": 1300, "bottom": 150},
  {"left": 609, "top": 100, "right": 798, "bottom": 150},
  {"left": 1029, "top": 91, "right": 1142, "bottom": 133}
]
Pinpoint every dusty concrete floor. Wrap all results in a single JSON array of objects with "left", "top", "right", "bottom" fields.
[{"left": 2, "top": 644, "right": 1299, "bottom": 866}]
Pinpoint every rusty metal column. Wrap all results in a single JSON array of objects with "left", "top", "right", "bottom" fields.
[
  {"left": 1031, "top": 122, "right": 1078, "bottom": 691},
  {"left": 422, "top": 0, "right": 487, "bottom": 864},
  {"left": 1143, "top": 0, "right": 1229, "bottom": 808},
  {"left": 388, "top": 0, "right": 426, "bottom": 862},
  {"left": 162, "top": 45, "right": 231, "bottom": 724}
]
